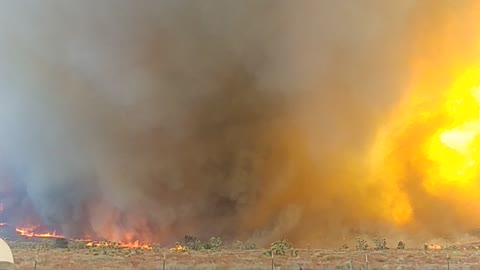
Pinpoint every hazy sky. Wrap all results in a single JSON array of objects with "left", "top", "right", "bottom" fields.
[{"left": 0, "top": 0, "right": 478, "bottom": 246}]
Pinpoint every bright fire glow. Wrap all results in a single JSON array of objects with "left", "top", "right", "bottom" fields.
[
  {"left": 169, "top": 244, "right": 186, "bottom": 252},
  {"left": 427, "top": 244, "right": 443, "bottom": 250},
  {"left": 363, "top": 0, "right": 480, "bottom": 233},
  {"left": 423, "top": 69, "right": 480, "bottom": 195},
  {"left": 369, "top": 65, "right": 480, "bottom": 227},
  {"left": 14, "top": 226, "right": 153, "bottom": 250},
  {"left": 85, "top": 240, "right": 152, "bottom": 250}
]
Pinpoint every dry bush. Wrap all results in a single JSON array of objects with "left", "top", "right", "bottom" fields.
[
  {"left": 233, "top": 240, "right": 256, "bottom": 250},
  {"left": 321, "top": 254, "right": 346, "bottom": 262}
]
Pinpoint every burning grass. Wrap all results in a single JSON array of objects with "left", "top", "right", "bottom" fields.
[
  {"left": 0, "top": 223, "right": 156, "bottom": 252},
  {"left": 84, "top": 240, "right": 155, "bottom": 251},
  {"left": 7, "top": 237, "right": 480, "bottom": 270},
  {"left": 15, "top": 228, "right": 64, "bottom": 240}
]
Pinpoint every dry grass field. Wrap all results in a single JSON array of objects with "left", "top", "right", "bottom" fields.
[{"left": 8, "top": 239, "right": 480, "bottom": 270}]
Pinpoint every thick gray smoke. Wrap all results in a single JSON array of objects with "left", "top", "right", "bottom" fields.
[{"left": 0, "top": 0, "right": 472, "bottom": 246}]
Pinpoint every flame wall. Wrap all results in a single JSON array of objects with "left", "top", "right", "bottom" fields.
[{"left": 0, "top": 0, "right": 478, "bottom": 246}]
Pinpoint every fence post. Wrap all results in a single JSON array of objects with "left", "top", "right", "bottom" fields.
[
  {"left": 365, "top": 254, "right": 368, "bottom": 270},
  {"left": 447, "top": 254, "right": 450, "bottom": 270}
]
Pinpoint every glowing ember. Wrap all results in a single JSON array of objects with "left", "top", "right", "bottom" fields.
[
  {"left": 169, "top": 244, "right": 186, "bottom": 252},
  {"left": 0, "top": 223, "right": 7, "bottom": 227},
  {"left": 426, "top": 244, "right": 443, "bottom": 250}
]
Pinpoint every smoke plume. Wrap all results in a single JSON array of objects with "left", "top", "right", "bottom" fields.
[{"left": 0, "top": 0, "right": 478, "bottom": 247}]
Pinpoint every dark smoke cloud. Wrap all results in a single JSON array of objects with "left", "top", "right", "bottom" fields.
[{"left": 0, "top": 0, "right": 475, "bottom": 246}]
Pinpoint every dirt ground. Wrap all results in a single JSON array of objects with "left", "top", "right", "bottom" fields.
[{"left": 9, "top": 241, "right": 480, "bottom": 270}]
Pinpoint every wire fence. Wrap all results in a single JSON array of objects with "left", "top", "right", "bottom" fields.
[{"left": 155, "top": 249, "right": 480, "bottom": 270}]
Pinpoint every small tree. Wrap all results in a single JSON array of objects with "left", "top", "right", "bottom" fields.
[
  {"left": 355, "top": 237, "right": 368, "bottom": 251},
  {"left": 264, "top": 240, "right": 298, "bottom": 257},
  {"left": 203, "top": 237, "right": 223, "bottom": 251},
  {"left": 183, "top": 235, "right": 202, "bottom": 250},
  {"left": 373, "top": 237, "right": 387, "bottom": 250}
]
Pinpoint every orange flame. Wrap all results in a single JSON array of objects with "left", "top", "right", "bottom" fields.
[
  {"left": 121, "top": 240, "right": 152, "bottom": 250},
  {"left": 85, "top": 240, "right": 152, "bottom": 250},
  {"left": 13, "top": 223, "right": 154, "bottom": 250},
  {"left": 427, "top": 244, "right": 442, "bottom": 250},
  {"left": 169, "top": 244, "right": 186, "bottom": 252},
  {"left": 15, "top": 227, "right": 65, "bottom": 239}
]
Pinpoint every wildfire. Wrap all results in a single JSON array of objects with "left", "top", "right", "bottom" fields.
[
  {"left": 14, "top": 226, "right": 154, "bottom": 250},
  {"left": 15, "top": 227, "right": 65, "bottom": 239},
  {"left": 85, "top": 240, "right": 152, "bottom": 250},
  {"left": 169, "top": 244, "right": 186, "bottom": 252},
  {"left": 6, "top": 224, "right": 155, "bottom": 250},
  {"left": 363, "top": 0, "right": 480, "bottom": 232},
  {"left": 426, "top": 244, "right": 443, "bottom": 251},
  {"left": 370, "top": 66, "right": 480, "bottom": 224},
  {"left": 423, "top": 69, "right": 480, "bottom": 195}
]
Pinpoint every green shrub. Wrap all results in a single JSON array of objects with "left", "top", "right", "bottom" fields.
[
  {"left": 183, "top": 235, "right": 202, "bottom": 250},
  {"left": 373, "top": 237, "right": 387, "bottom": 250},
  {"left": 264, "top": 240, "right": 298, "bottom": 257},
  {"left": 355, "top": 237, "right": 368, "bottom": 251},
  {"left": 203, "top": 237, "right": 223, "bottom": 251},
  {"left": 183, "top": 235, "right": 224, "bottom": 251}
]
